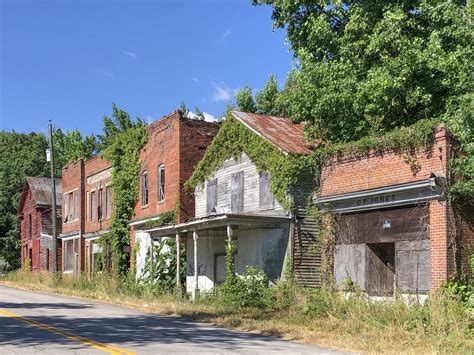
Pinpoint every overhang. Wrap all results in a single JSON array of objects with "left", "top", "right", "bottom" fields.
[
  {"left": 143, "top": 213, "right": 290, "bottom": 237},
  {"left": 313, "top": 177, "right": 445, "bottom": 213}
]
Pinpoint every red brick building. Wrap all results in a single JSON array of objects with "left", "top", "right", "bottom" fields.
[
  {"left": 314, "top": 126, "right": 473, "bottom": 294},
  {"left": 60, "top": 156, "right": 112, "bottom": 276},
  {"left": 60, "top": 159, "right": 84, "bottom": 275},
  {"left": 18, "top": 177, "right": 62, "bottom": 271},
  {"left": 130, "top": 111, "right": 219, "bottom": 276}
]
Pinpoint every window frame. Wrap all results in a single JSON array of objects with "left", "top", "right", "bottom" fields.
[
  {"left": 105, "top": 186, "right": 112, "bottom": 219},
  {"left": 141, "top": 171, "right": 149, "bottom": 206},
  {"left": 91, "top": 190, "right": 97, "bottom": 222},
  {"left": 158, "top": 164, "right": 165, "bottom": 202},
  {"left": 98, "top": 188, "right": 103, "bottom": 221}
]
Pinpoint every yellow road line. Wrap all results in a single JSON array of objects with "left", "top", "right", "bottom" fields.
[{"left": 0, "top": 308, "right": 135, "bottom": 355}]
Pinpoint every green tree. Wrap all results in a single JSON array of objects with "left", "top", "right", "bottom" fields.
[
  {"left": 0, "top": 132, "right": 50, "bottom": 268},
  {"left": 98, "top": 103, "right": 143, "bottom": 149},
  {"left": 235, "top": 86, "right": 257, "bottom": 113},
  {"left": 256, "top": 74, "right": 280, "bottom": 115},
  {"left": 255, "top": 0, "right": 473, "bottom": 197},
  {"left": 54, "top": 129, "right": 98, "bottom": 167}
]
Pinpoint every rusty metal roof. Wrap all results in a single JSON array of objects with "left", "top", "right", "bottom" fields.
[
  {"left": 25, "top": 177, "right": 62, "bottom": 206},
  {"left": 231, "top": 111, "right": 312, "bottom": 155}
]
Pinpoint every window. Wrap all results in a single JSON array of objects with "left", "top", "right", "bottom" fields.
[
  {"left": 63, "top": 193, "right": 69, "bottom": 222},
  {"left": 64, "top": 240, "right": 74, "bottom": 272},
  {"left": 91, "top": 191, "right": 97, "bottom": 222},
  {"left": 206, "top": 179, "right": 218, "bottom": 214},
  {"left": 106, "top": 186, "right": 112, "bottom": 218},
  {"left": 46, "top": 249, "right": 50, "bottom": 271},
  {"left": 28, "top": 214, "right": 32, "bottom": 238},
  {"left": 158, "top": 165, "right": 165, "bottom": 201},
  {"left": 141, "top": 171, "right": 149, "bottom": 206},
  {"left": 231, "top": 171, "right": 244, "bottom": 213},
  {"left": 86, "top": 192, "right": 90, "bottom": 221},
  {"left": 98, "top": 188, "right": 103, "bottom": 220},
  {"left": 259, "top": 171, "right": 274, "bottom": 209},
  {"left": 73, "top": 190, "right": 79, "bottom": 220},
  {"left": 68, "top": 192, "right": 74, "bottom": 222}
]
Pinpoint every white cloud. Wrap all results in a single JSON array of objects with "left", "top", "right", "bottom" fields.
[
  {"left": 121, "top": 50, "right": 137, "bottom": 59},
  {"left": 222, "top": 29, "right": 232, "bottom": 39},
  {"left": 210, "top": 82, "right": 237, "bottom": 103},
  {"left": 192, "top": 77, "right": 199, "bottom": 82},
  {"left": 187, "top": 110, "right": 219, "bottom": 122}
]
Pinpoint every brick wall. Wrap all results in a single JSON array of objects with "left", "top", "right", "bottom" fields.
[
  {"left": 318, "top": 127, "right": 467, "bottom": 291},
  {"left": 61, "top": 159, "right": 84, "bottom": 235},
  {"left": 84, "top": 156, "right": 112, "bottom": 234},
  {"left": 19, "top": 189, "right": 42, "bottom": 270}
]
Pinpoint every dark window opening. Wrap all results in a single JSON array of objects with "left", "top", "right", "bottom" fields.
[
  {"left": 158, "top": 165, "right": 165, "bottom": 201},
  {"left": 366, "top": 243, "right": 395, "bottom": 296},
  {"left": 142, "top": 171, "right": 149, "bottom": 206}
]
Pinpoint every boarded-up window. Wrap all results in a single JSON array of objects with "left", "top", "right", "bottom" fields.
[
  {"left": 396, "top": 240, "right": 430, "bottom": 293},
  {"left": 206, "top": 179, "right": 218, "bottom": 214},
  {"left": 106, "top": 186, "right": 112, "bottom": 218},
  {"left": 91, "top": 191, "right": 96, "bottom": 222},
  {"left": 28, "top": 214, "right": 32, "bottom": 238},
  {"left": 64, "top": 240, "right": 74, "bottom": 272},
  {"left": 231, "top": 171, "right": 244, "bottom": 213},
  {"left": 259, "top": 171, "right": 274, "bottom": 209}
]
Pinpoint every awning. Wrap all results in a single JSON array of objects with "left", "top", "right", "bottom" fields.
[
  {"left": 141, "top": 213, "right": 290, "bottom": 237},
  {"left": 313, "top": 177, "right": 445, "bottom": 213}
]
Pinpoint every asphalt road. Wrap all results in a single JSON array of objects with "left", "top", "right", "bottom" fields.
[{"left": 0, "top": 284, "right": 346, "bottom": 354}]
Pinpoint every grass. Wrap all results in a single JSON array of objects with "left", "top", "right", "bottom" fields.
[{"left": 1, "top": 269, "right": 473, "bottom": 354}]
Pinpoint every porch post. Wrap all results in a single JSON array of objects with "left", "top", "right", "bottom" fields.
[
  {"left": 192, "top": 229, "right": 200, "bottom": 300},
  {"left": 176, "top": 230, "right": 181, "bottom": 289},
  {"left": 226, "top": 223, "right": 234, "bottom": 276}
]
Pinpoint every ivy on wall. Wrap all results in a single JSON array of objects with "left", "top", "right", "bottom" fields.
[
  {"left": 102, "top": 125, "right": 148, "bottom": 275},
  {"left": 185, "top": 113, "right": 315, "bottom": 211}
]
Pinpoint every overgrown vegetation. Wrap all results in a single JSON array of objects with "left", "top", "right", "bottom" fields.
[
  {"left": 186, "top": 113, "right": 314, "bottom": 211},
  {"left": 140, "top": 237, "right": 186, "bottom": 292},
  {"left": 101, "top": 106, "right": 148, "bottom": 275}
]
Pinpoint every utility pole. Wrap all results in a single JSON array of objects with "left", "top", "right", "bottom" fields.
[{"left": 48, "top": 120, "right": 58, "bottom": 273}]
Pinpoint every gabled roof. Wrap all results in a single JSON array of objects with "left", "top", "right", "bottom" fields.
[
  {"left": 18, "top": 177, "right": 62, "bottom": 215},
  {"left": 232, "top": 111, "right": 313, "bottom": 155}
]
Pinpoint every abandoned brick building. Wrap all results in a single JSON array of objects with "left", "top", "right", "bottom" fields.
[
  {"left": 314, "top": 126, "right": 473, "bottom": 295},
  {"left": 18, "top": 177, "right": 62, "bottom": 271},
  {"left": 130, "top": 110, "right": 219, "bottom": 277}
]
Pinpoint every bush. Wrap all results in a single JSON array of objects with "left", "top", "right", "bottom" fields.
[{"left": 218, "top": 266, "right": 274, "bottom": 308}]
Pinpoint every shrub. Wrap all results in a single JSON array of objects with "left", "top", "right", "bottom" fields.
[{"left": 219, "top": 266, "right": 274, "bottom": 308}]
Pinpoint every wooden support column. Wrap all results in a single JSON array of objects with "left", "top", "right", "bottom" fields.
[
  {"left": 176, "top": 231, "right": 181, "bottom": 289},
  {"left": 226, "top": 223, "right": 234, "bottom": 276},
  {"left": 192, "top": 229, "right": 200, "bottom": 300}
]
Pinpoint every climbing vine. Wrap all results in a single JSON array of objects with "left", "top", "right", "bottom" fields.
[
  {"left": 185, "top": 113, "right": 314, "bottom": 211},
  {"left": 102, "top": 125, "right": 148, "bottom": 275},
  {"left": 141, "top": 209, "right": 178, "bottom": 230}
]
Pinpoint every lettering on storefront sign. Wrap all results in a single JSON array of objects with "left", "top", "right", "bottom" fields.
[{"left": 356, "top": 194, "right": 396, "bottom": 207}]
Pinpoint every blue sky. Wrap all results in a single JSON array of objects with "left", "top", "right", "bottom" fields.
[{"left": 0, "top": 0, "right": 294, "bottom": 135}]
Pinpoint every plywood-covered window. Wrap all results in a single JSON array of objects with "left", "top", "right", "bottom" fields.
[
  {"left": 141, "top": 171, "right": 149, "bottom": 206},
  {"left": 231, "top": 171, "right": 244, "bottom": 213},
  {"left": 158, "top": 165, "right": 165, "bottom": 202},
  {"left": 259, "top": 171, "right": 274, "bottom": 209},
  {"left": 64, "top": 240, "right": 74, "bottom": 272}
]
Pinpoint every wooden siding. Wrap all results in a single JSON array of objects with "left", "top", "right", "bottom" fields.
[{"left": 195, "top": 153, "right": 284, "bottom": 218}]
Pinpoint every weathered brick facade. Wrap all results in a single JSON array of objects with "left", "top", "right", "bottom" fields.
[
  {"left": 319, "top": 127, "right": 473, "bottom": 291},
  {"left": 130, "top": 111, "right": 219, "bottom": 269}
]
